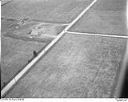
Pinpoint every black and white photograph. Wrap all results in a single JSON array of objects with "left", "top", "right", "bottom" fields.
[{"left": 1, "top": 0, "right": 128, "bottom": 99}]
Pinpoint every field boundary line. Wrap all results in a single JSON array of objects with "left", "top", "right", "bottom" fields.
[
  {"left": 67, "top": 31, "right": 128, "bottom": 39},
  {"left": 30, "top": 19, "right": 70, "bottom": 26},
  {"left": 1, "top": 0, "right": 97, "bottom": 97},
  {"left": 1, "top": 17, "right": 70, "bottom": 26},
  {"left": 29, "top": 34, "right": 57, "bottom": 39}
]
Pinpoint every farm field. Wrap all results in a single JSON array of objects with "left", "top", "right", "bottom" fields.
[
  {"left": 1, "top": 14, "right": 67, "bottom": 88},
  {"left": 5, "top": 33, "right": 127, "bottom": 98},
  {"left": 1, "top": 33, "right": 48, "bottom": 89},
  {"left": 69, "top": 0, "right": 127, "bottom": 36},
  {"left": 1, "top": 0, "right": 93, "bottom": 23},
  {"left": 1, "top": 0, "right": 69, "bottom": 89},
  {"left": 1, "top": 0, "right": 128, "bottom": 98}
]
